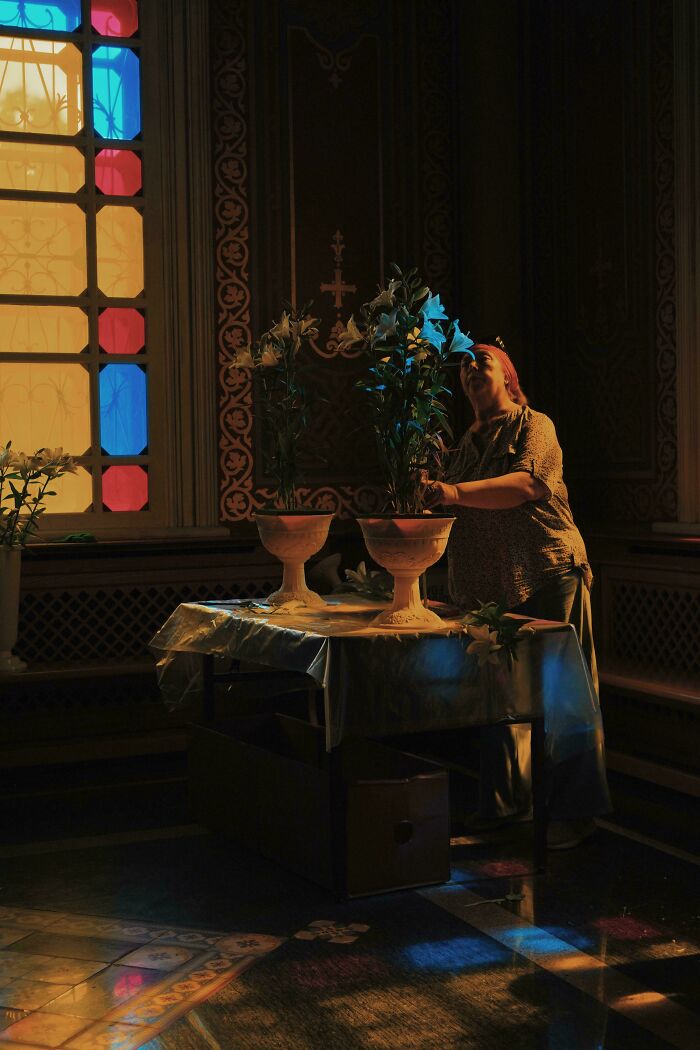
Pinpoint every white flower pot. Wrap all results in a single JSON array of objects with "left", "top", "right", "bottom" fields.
[
  {"left": 0, "top": 546, "right": 27, "bottom": 673},
  {"left": 357, "top": 514, "right": 455, "bottom": 628},
  {"left": 254, "top": 511, "right": 334, "bottom": 608}
]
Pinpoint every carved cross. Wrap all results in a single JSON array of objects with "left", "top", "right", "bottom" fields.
[
  {"left": 321, "top": 230, "right": 356, "bottom": 307},
  {"left": 321, "top": 268, "right": 357, "bottom": 308}
]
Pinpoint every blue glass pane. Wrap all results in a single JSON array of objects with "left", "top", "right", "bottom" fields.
[
  {"left": 0, "top": 1, "right": 80, "bottom": 30},
  {"left": 92, "top": 45, "right": 141, "bottom": 140},
  {"left": 99, "top": 363, "right": 147, "bottom": 455}
]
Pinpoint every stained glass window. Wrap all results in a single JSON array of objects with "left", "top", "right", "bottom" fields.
[
  {"left": 95, "top": 148, "right": 141, "bottom": 195},
  {"left": 98, "top": 307, "right": 144, "bottom": 354},
  {"left": 91, "top": 2, "right": 138, "bottom": 39},
  {"left": 0, "top": 305, "right": 88, "bottom": 354},
  {"left": 0, "top": 201, "right": 87, "bottom": 295},
  {"left": 0, "top": 141, "right": 84, "bottom": 192},
  {"left": 0, "top": 2, "right": 81, "bottom": 32},
  {"left": 0, "top": 36, "right": 83, "bottom": 135},
  {"left": 99, "top": 362, "right": 147, "bottom": 455},
  {"left": 0, "top": 1, "right": 151, "bottom": 524},
  {"left": 92, "top": 45, "right": 140, "bottom": 140},
  {"left": 96, "top": 205, "right": 143, "bottom": 296},
  {"left": 102, "top": 464, "right": 147, "bottom": 511}
]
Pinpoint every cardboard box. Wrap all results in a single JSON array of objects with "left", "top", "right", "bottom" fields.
[{"left": 190, "top": 714, "right": 450, "bottom": 896}]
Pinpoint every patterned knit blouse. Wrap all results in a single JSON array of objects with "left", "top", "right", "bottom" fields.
[{"left": 446, "top": 405, "right": 592, "bottom": 610}]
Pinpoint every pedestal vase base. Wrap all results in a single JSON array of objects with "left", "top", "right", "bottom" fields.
[
  {"left": 369, "top": 604, "right": 445, "bottom": 629},
  {"left": 267, "top": 585, "right": 327, "bottom": 609},
  {"left": 0, "top": 651, "right": 27, "bottom": 673}
]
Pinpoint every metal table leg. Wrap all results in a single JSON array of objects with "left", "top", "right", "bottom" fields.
[{"left": 531, "top": 716, "right": 548, "bottom": 871}]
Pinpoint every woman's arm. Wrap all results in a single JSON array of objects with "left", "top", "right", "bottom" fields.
[{"left": 426, "top": 473, "right": 548, "bottom": 510}]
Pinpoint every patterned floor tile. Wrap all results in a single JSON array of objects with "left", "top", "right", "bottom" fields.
[
  {"left": 0, "top": 907, "right": 284, "bottom": 1047},
  {"left": 21, "top": 958, "right": 107, "bottom": 986},
  {"left": 65, "top": 1020, "right": 161, "bottom": 1049},
  {"left": 6, "top": 935, "right": 137, "bottom": 964},
  {"left": 115, "top": 945, "right": 194, "bottom": 972},
  {"left": 0, "top": 934, "right": 31, "bottom": 952},
  {"left": 46, "top": 918, "right": 161, "bottom": 945},
  {"left": 0, "top": 956, "right": 51, "bottom": 981},
  {"left": 42, "top": 966, "right": 164, "bottom": 1020},
  {"left": 0, "top": 979, "right": 72, "bottom": 1012},
  {"left": 0, "top": 911, "right": 61, "bottom": 931},
  {"left": 0, "top": 1010, "right": 26, "bottom": 1034},
  {"left": 0, "top": 1010, "right": 89, "bottom": 1047},
  {"left": 0, "top": 1042, "right": 49, "bottom": 1049}
]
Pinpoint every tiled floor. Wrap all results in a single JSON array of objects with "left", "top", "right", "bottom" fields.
[
  {"left": 0, "top": 906, "right": 283, "bottom": 1049},
  {"left": 1, "top": 760, "right": 698, "bottom": 1048}
]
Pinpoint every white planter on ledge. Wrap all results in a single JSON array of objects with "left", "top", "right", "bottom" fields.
[
  {"left": 356, "top": 514, "right": 455, "bottom": 628},
  {"left": 254, "top": 510, "right": 334, "bottom": 609},
  {"left": 0, "top": 546, "right": 27, "bottom": 673}
]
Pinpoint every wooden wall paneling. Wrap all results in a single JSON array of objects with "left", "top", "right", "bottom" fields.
[
  {"left": 213, "top": 0, "right": 461, "bottom": 521},
  {"left": 525, "top": 0, "right": 677, "bottom": 524}
]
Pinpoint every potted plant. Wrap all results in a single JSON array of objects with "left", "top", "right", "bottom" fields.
[
  {"left": 229, "top": 302, "right": 334, "bottom": 608},
  {"left": 337, "top": 264, "right": 474, "bottom": 627},
  {"left": 0, "top": 443, "right": 77, "bottom": 672}
]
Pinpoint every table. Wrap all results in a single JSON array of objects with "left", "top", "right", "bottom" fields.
[{"left": 150, "top": 595, "right": 606, "bottom": 876}]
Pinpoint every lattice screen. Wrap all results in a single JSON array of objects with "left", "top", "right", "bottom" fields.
[
  {"left": 608, "top": 579, "right": 700, "bottom": 677},
  {"left": 16, "top": 578, "right": 276, "bottom": 666}
]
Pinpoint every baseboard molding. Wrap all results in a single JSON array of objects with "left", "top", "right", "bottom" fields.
[
  {"left": 606, "top": 749, "right": 700, "bottom": 797},
  {"left": 0, "top": 728, "right": 190, "bottom": 769}
]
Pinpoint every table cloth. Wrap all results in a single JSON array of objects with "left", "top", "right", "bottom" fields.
[{"left": 149, "top": 595, "right": 604, "bottom": 768}]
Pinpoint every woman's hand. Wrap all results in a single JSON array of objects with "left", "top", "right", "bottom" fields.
[{"left": 421, "top": 477, "right": 456, "bottom": 508}]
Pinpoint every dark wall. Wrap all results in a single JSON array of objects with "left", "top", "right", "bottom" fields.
[
  {"left": 522, "top": 0, "right": 677, "bottom": 524},
  {"left": 212, "top": 0, "right": 676, "bottom": 527}
]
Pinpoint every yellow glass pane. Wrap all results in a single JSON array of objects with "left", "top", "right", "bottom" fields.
[
  {"left": 0, "top": 141, "right": 84, "bottom": 192},
  {"left": 96, "top": 205, "right": 144, "bottom": 298},
  {"left": 0, "top": 305, "right": 87, "bottom": 354},
  {"left": 0, "top": 201, "right": 86, "bottom": 296},
  {"left": 0, "top": 36, "right": 83, "bottom": 135},
  {"left": 43, "top": 465, "right": 93, "bottom": 514},
  {"left": 0, "top": 362, "right": 91, "bottom": 456}
]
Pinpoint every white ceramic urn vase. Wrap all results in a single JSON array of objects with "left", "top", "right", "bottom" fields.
[
  {"left": 254, "top": 510, "right": 334, "bottom": 608},
  {"left": 0, "top": 546, "right": 27, "bottom": 673},
  {"left": 356, "top": 514, "right": 455, "bottom": 628}
]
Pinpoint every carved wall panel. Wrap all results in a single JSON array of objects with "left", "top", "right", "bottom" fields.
[
  {"left": 213, "top": 0, "right": 458, "bottom": 521},
  {"left": 526, "top": 0, "right": 676, "bottom": 522}
]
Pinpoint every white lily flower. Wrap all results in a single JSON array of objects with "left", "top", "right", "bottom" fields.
[
  {"left": 337, "top": 315, "right": 364, "bottom": 350},
  {"left": 11, "top": 451, "right": 43, "bottom": 477},
  {"left": 230, "top": 346, "right": 255, "bottom": 369},
  {"left": 466, "top": 623, "right": 503, "bottom": 666},
  {"left": 270, "top": 312, "right": 291, "bottom": 340},
  {"left": 260, "top": 347, "right": 281, "bottom": 367}
]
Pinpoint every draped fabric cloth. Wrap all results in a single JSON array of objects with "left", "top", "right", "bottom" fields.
[
  {"left": 477, "top": 570, "right": 611, "bottom": 820},
  {"left": 150, "top": 597, "right": 606, "bottom": 781}
]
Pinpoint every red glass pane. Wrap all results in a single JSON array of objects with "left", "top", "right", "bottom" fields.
[
  {"left": 102, "top": 465, "right": 148, "bottom": 511},
  {"left": 98, "top": 307, "right": 145, "bottom": 355},
  {"left": 95, "top": 149, "right": 142, "bottom": 195},
  {"left": 91, "top": 1, "right": 138, "bottom": 37}
]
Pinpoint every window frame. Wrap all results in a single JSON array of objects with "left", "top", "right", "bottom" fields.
[{"left": 0, "top": 0, "right": 219, "bottom": 539}]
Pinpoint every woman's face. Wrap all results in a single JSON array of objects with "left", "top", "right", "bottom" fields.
[{"left": 460, "top": 347, "right": 508, "bottom": 402}]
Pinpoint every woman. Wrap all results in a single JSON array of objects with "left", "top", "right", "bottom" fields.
[{"left": 424, "top": 342, "right": 611, "bottom": 849}]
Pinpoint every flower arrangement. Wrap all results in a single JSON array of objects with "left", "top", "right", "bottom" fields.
[
  {"left": 337, "top": 264, "right": 474, "bottom": 513},
  {"left": 337, "top": 560, "right": 393, "bottom": 601},
  {"left": 462, "top": 600, "right": 535, "bottom": 669},
  {"left": 229, "top": 302, "right": 320, "bottom": 510},
  {"left": 0, "top": 443, "right": 78, "bottom": 547}
]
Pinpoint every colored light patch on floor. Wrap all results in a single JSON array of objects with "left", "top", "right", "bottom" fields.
[
  {"left": 592, "top": 916, "right": 663, "bottom": 940},
  {"left": 420, "top": 883, "right": 700, "bottom": 1050},
  {"left": 0, "top": 907, "right": 284, "bottom": 1049},
  {"left": 402, "top": 934, "right": 512, "bottom": 973}
]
